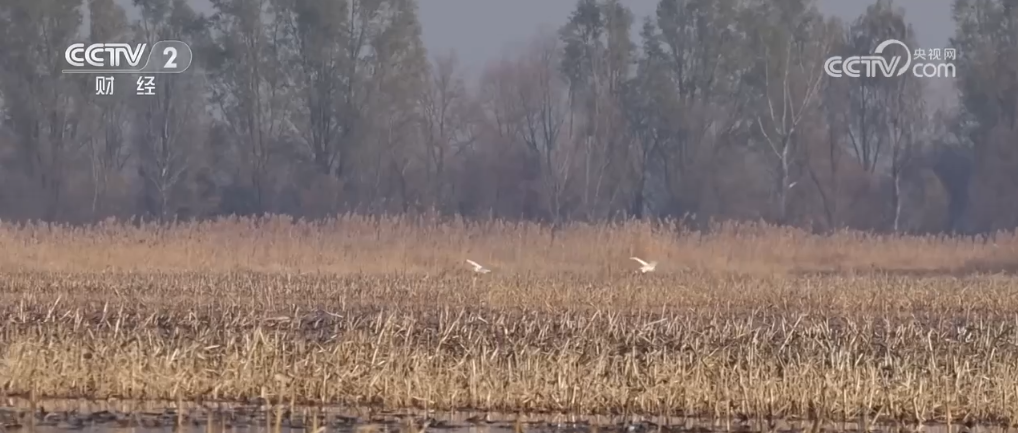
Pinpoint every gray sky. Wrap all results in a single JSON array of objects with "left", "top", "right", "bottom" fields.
[
  {"left": 173, "top": 0, "right": 954, "bottom": 76},
  {"left": 414, "top": 0, "right": 957, "bottom": 106},
  {"left": 136, "top": 0, "right": 958, "bottom": 104},
  {"left": 416, "top": 0, "right": 954, "bottom": 76}
]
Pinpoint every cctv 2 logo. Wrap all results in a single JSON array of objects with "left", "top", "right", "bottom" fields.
[{"left": 62, "top": 41, "right": 193, "bottom": 74}]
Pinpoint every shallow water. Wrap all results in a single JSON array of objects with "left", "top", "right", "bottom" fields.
[{"left": 0, "top": 398, "right": 1009, "bottom": 433}]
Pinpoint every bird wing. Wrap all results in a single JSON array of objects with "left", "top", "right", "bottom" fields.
[
  {"left": 466, "top": 259, "right": 483, "bottom": 269},
  {"left": 630, "top": 257, "right": 649, "bottom": 267}
]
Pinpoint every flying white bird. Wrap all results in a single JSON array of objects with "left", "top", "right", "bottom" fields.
[
  {"left": 465, "top": 259, "right": 491, "bottom": 274},
  {"left": 630, "top": 256, "right": 658, "bottom": 273}
]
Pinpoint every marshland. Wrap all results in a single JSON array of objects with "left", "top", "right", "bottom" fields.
[
  {"left": 1, "top": 216, "right": 1018, "bottom": 433},
  {"left": 2, "top": 0, "right": 1015, "bottom": 428}
]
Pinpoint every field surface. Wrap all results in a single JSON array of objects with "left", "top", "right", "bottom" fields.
[{"left": 2, "top": 216, "right": 1018, "bottom": 429}]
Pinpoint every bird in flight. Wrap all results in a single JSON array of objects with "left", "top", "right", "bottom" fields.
[
  {"left": 466, "top": 259, "right": 491, "bottom": 274},
  {"left": 630, "top": 256, "right": 658, "bottom": 273}
]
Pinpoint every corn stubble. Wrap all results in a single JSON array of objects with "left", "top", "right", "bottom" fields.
[{"left": 1, "top": 216, "right": 1018, "bottom": 426}]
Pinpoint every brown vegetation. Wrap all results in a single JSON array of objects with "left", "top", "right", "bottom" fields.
[
  {"left": 1, "top": 215, "right": 1017, "bottom": 276},
  {"left": 3, "top": 217, "right": 1018, "bottom": 427}
]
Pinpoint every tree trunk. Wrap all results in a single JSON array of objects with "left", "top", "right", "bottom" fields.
[{"left": 893, "top": 171, "right": 903, "bottom": 233}]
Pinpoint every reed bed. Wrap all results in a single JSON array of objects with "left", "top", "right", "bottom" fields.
[
  {"left": 0, "top": 215, "right": 1016, "bottom": 275},
  {"left": 1, "top": 216, "right": 1018, "bottom": 427}
]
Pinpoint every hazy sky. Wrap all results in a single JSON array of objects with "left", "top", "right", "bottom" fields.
[
  {"left": 126, "top": 0, "right": 957, "bottom": 105},
  {"left": 415, "top": 0, "right": 955, "bottom": 76},
  {"left": 169, "top": 0, "right": 955, "bottom": 77}
]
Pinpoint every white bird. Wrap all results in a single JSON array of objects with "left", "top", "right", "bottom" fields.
[
  {"left": 465, "top": 259, "right": 491, "bottom": 274},
  {"left": 630, "top": 256, "right": 658, "bottom": 273}
]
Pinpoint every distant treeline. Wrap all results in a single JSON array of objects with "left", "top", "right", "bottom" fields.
[{"left": 0, "top": 0, "right": 1014, "bottom": 234}]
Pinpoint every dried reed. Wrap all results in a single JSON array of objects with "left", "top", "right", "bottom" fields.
[{"left": 0, "top": 216, "right": 1017, "bottom": 425}]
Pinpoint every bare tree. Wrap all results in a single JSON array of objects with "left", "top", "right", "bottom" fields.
[
  {"left": 132, "top": 0, "right": 211, "bottom": 220},
  {"left": 516, "top": 31, "right": 573, "bottom": 223},
  {"left": 559, "top": 0, "right": 635, "bottom": 218},
  {"left": 275, "top": 0, "right": 349, "bottom": 179},
  {"left": 0, "top": 0, "right": 87, "bottom": 219},
  {"left": 747, "top": 0, "right": 834, "bottom": 223},
  {"left": 839, "top": 0, "right": 916, "bottom": 175},
  {"left": 478, "top": 30, "right": 572, "bottom": 222},
  {"left": 888, "top": 79, "right": 925, "bottom": 232},
  {"left": 950, "top": 0, "right": 1018, "bottom": 231},
  {"left": 632, "top": 0, "right": 752, "bottom": 220},
  {"left": 418, "top": 52, "right": 475, "bottom": 211},
  {"left": 87, "top": 0, "right": 133, "bottom": 217},
  {"left": 808, "top": 72, "right": 848, "bottom": 230},
  {"left": 208, "top": 0, "right": 292, "bottom": 212}
]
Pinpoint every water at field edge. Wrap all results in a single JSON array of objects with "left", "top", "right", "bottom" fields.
[{"left": 0, "top": 397, "right": 1007, "bottom": 433}]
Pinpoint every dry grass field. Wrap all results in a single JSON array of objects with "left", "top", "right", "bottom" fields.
[{"left": 2, "top": 215, "right": 1018, "bottom": 428}]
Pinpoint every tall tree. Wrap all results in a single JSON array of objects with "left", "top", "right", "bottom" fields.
[
  {"left": 132, "top": 0, "right": 213, "bottom": 219},
  {"left": 838, "top": 0, "right": 917, "bottom": 174},
  {"left": 87, "top": 0, "right": 133, "bottom": 217},
  {"left": 831, "top": 1, "right": 927, "bottom": 231},
  {"left": 621, "top": 18, "right": 674, "bottom": 219},
  {"left": 642, "top": 0, "right": 752, "bottom": 219},
  {"left": 0, "top": 0, "right": 87, "bottom": 219},
  {"left": 271, "top": 0, "right": 428, "bottom": 213},
  {"left": 356, "top": 0, "right": 429, "bottom": 213},
  {"left": 887, "top": 70, "right": 926, "bottom": 232},
  {"left": 745, "top": 0, "right": 835, "bottom": 223},
  {"left": 950, "top": 0, "right": 1018, "bottom": 231},
  {"left": 559, "top": 0, "right": 635, "bottom": 217},
  {"left": 417, "top": 52, "right": 476, "bottom": 211},
  {"left": 478, "top": 31, "right": 571, "bottom": 223},
  {"left": 207, "top": 0, "right": 291, "bottom": 213},
  {"left": 274, "top": 0, "right": 350, "bottom": 181}
]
